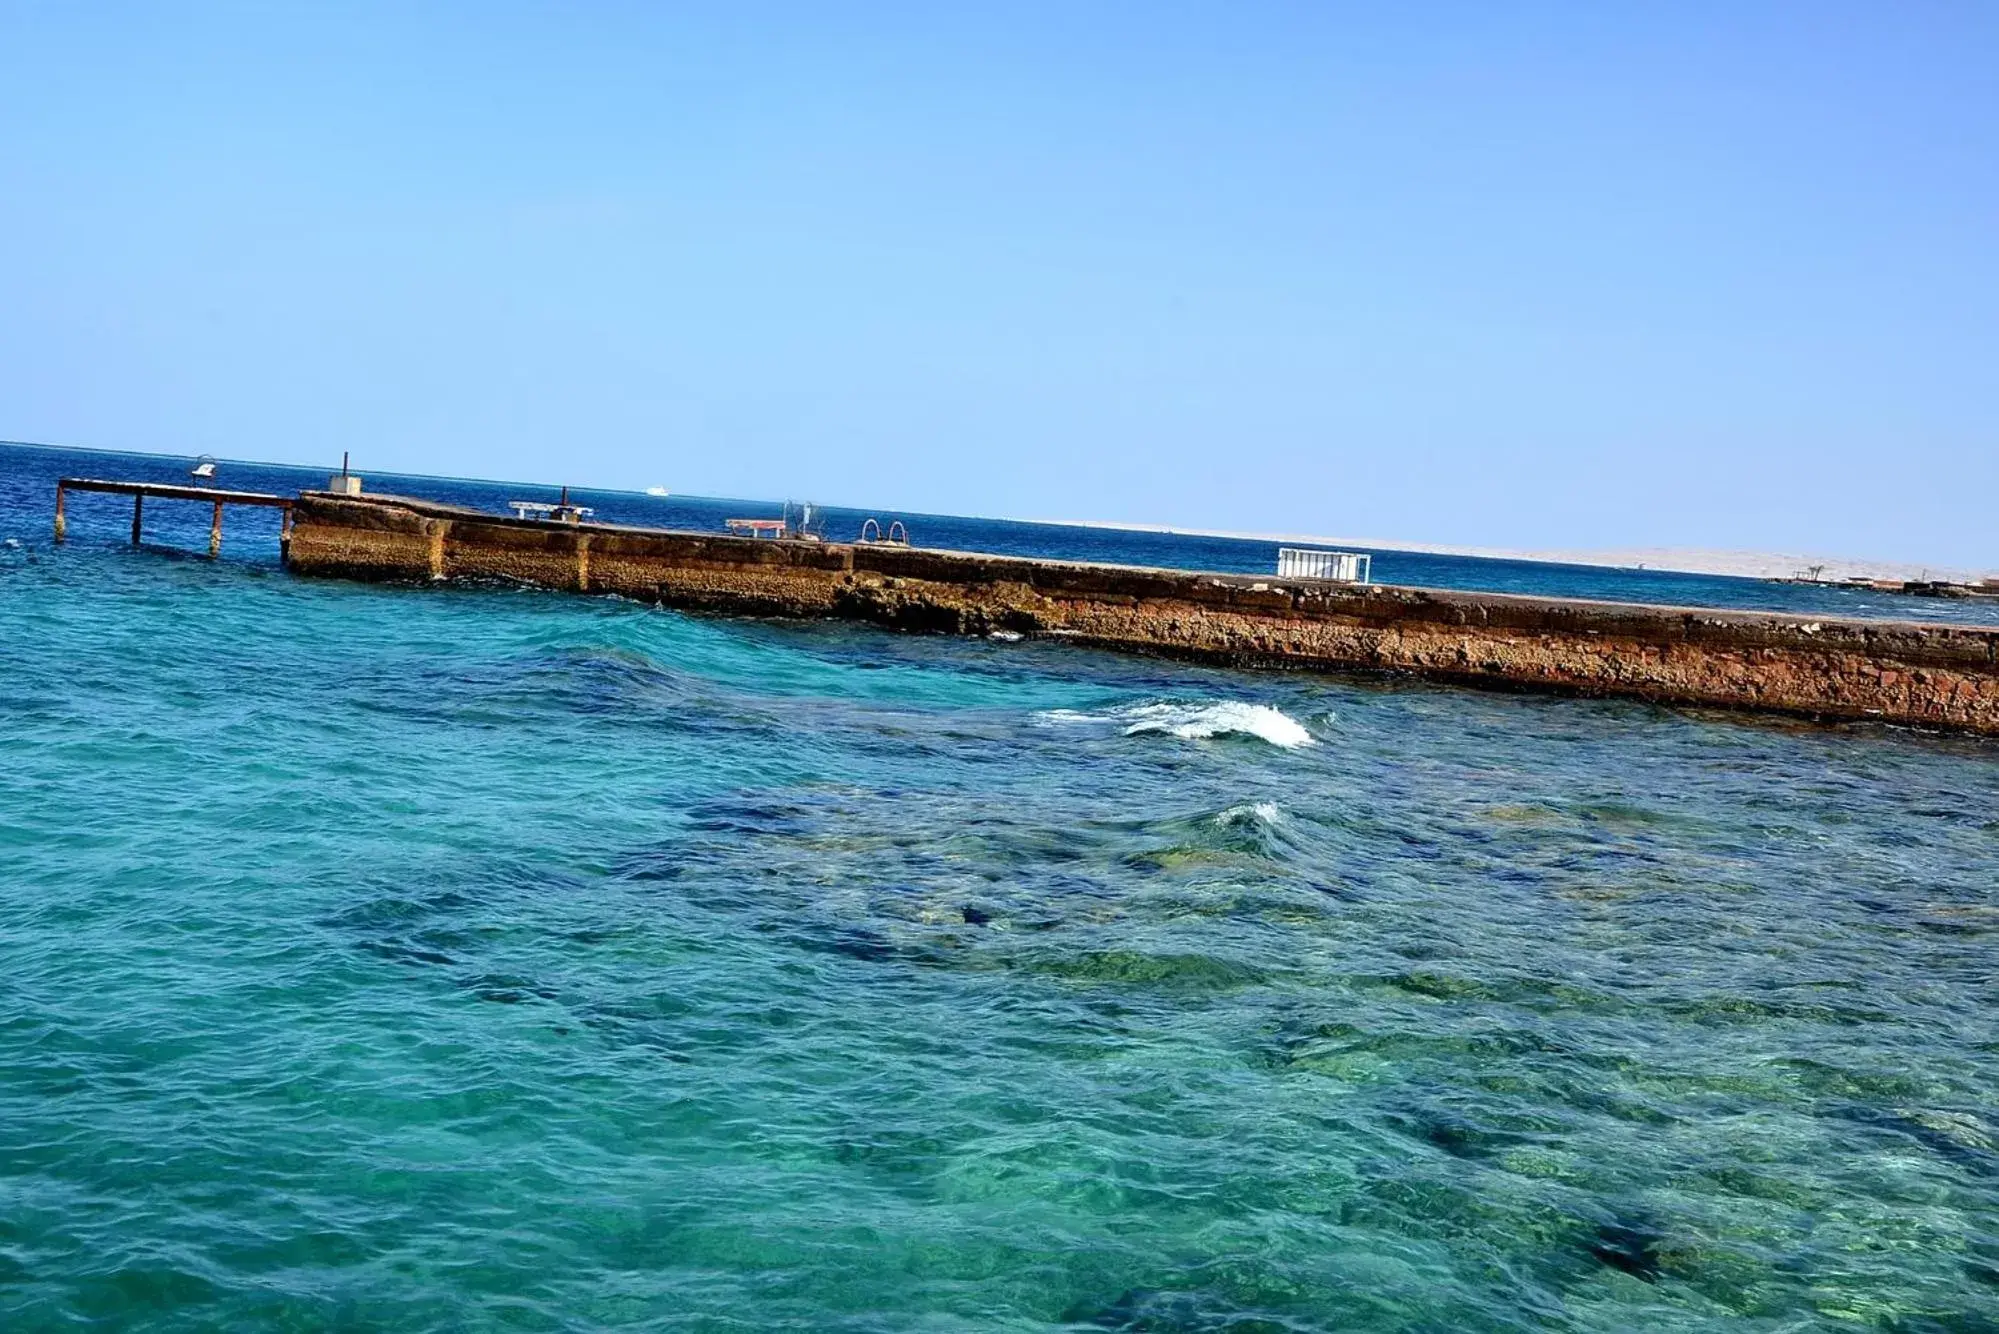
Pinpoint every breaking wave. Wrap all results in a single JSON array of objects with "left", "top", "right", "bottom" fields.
[
  {"left": 1037, "top": 700, "right": 1315, "bottom": 749},
  {"left": 1214, "top": 801, "right": 1283, "bottom": 827}
]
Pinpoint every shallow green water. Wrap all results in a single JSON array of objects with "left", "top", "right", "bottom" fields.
[{"left": 3, "top": 542, "right": 1998, "bottom": 1331}]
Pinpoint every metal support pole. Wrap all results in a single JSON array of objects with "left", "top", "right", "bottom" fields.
[
  {"left": 53, "top": 483, "right": 66, "bottom": 543},
  {"left": 280, "top": 506, "right": 292, "bottom": 568},
  {"left": 131, "top": 494, "right": 143, "bottom": 546},
  {"left": 210, "top": 500, "right": 224, "bottom": 557}
]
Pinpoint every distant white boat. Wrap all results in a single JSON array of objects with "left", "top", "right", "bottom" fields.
[
  {"left": 645, "top": 486, "right": 670, "bottom": 497},
  {"left": 189, "top": 455, "right": 218, "bottom": 484}
]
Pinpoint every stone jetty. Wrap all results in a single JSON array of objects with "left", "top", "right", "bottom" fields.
[{"left": 285, "top": 491, "right": 1999, "bottom": 736}]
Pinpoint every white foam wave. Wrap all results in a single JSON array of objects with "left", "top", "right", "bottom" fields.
[
  {"left": 1215, "top": 801, "right": 1283, "bottom": 827},
  {"left": 1120, "top": 702, "right": 1314, "bottom": 748},
  {"left": 1034, "top": 708, "right": 1111, "bottom": 727},
  {"left": 1035, "top": 700, "right": 1315, "bottom": 749}
]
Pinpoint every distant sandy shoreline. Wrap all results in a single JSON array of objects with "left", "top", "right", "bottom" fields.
[{"left": 1015, "top": 517, "right": 1995, "bottom": 586}]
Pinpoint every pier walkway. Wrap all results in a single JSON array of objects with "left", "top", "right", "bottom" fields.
[{"left": 54, "top": 478, "right": 295, "bottom": 558}]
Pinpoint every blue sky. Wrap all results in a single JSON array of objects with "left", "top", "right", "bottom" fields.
[{"left": 2, "top": 3, "right": 1993, "bottom": 564}]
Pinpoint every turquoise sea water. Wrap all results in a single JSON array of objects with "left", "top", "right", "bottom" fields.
[{"left": 4, "top": 453, "right": 1999, "bottom": 1330}]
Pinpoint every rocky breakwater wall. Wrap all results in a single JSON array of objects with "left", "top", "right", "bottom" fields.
[{"left": 287, "top": 492, "right": 1999, "bottom": 735}]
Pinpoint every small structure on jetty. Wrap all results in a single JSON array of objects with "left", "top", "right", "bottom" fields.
[
  {"left": 326, "top": 452, "right": 364, "bottom": 496},
  {"left": 507, "top": 486, "right": 592, "bottom": 525},
  {"left": 1277, "top": 547, "right": 1370, "bottom": 583},
  {"left": 727, "top": 502, "right": 830, "bottom": 542},
  {"left": 53, "top": 477, "right": 294, "bottom": 559},
  {"left": 725, "top": 518, "right": 789, "bottom": 539}
]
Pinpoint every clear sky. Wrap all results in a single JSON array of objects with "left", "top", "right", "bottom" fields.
[{"left": 2, "top": 3, "right": 1994, "bottom": 566}]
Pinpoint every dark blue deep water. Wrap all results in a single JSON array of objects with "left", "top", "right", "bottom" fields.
[{"left": 3, "top": 441, "right": 1997, "bottom": 1331}]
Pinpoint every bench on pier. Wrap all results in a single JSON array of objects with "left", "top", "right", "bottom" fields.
[{"left": 725, "top": 518, "right": 789, "bottom": 539}]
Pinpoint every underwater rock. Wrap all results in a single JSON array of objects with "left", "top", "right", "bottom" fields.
[{"left": 1588, "top": 1220, "right": 1667, "bottom": 1283}]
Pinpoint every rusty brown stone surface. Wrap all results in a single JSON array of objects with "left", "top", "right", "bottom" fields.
[{"left": 287, "top": 492, "right": 1999, "bottom": 735}]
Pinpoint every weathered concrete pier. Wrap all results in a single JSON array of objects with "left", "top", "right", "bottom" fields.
[{"left": 278, "top": 491, "right": 1999, "bottom": 736}]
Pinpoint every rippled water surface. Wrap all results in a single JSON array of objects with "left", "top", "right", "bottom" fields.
[{"left": 4, "top": 458, "right": 1999, "bottom": 1331}]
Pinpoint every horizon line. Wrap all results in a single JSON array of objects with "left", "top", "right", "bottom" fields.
[{"left": 6, "top": 435, "right": 1991, "bottom": 584}]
